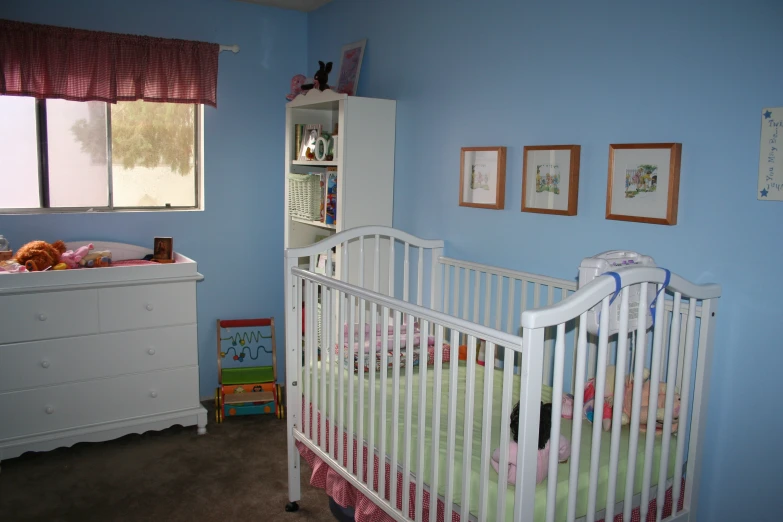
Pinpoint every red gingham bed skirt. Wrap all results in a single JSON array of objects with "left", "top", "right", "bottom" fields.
[{"left": 296, "top": 403, "right": 685, "bottom": 522}]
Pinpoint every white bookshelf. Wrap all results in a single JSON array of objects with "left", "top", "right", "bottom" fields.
[{"left": 284, "top": 89, "right": 396, "bottom": 289}]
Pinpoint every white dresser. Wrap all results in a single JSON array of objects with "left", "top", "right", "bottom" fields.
[{"left": 0, "top": 241, "right": 207, "bottom": 466}]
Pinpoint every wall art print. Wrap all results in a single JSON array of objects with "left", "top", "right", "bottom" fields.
[
  {"left": 522, "top": 145, "right": 580, "bottom": 215},
  {"left": 459, "top": 146, "right": 506, "bottom": 210},
  {"left": 606, "top": 143, "right": 681, "bottom": 225}
]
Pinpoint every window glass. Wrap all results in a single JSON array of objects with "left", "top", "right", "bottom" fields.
[
  {"left": 47, "top": 99, "right": 109, "bottom": 208},
  {"left": 0, "top": 96, "right": 39, "bottom": 208},
  {"left": 111, "top": 101, "right": 196, "bottom": 207}
]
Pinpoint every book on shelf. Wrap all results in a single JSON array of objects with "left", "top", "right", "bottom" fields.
[
  {"left": 294, "top": 124, "right": 303, "bottom": 161},
  {"left": 325, "top": 167, "right": 337, "bottom": 226}
]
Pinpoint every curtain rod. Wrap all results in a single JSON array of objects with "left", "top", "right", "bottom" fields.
[{"left": 220, "top": 44, "right": 240, "bottom": 53}]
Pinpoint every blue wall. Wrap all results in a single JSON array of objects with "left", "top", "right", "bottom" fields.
[
  {"left": 0, "top": 0, "right": 306, "bottom": 396},
  {"left": 308, "top": 1, "right": 783, "bottom": 520}
]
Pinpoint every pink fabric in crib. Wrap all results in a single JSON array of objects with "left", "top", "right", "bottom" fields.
[{"left": 491, "top": 436, "right": 571, "bottom": 485}]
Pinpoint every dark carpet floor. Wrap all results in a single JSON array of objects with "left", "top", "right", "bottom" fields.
[{"left": 0, "top": 402, "right": 335, "bottom": 522}]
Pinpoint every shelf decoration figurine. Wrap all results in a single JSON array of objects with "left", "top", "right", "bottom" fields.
[{"left": 286, "top": 74, "right": 307, "bottom": 101}]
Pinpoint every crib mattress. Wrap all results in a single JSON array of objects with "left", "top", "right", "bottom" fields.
[{"left": 304, "top": 360, "right": 677, "bottom": 521}]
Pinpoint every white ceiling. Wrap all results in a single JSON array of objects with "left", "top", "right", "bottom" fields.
[{"left": 237, "top": 0, "right": 332, "bottom": 12}]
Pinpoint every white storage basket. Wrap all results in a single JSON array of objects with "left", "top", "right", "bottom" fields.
[{"left": 288, "top": 173, "right": 321, "bottom": 221}]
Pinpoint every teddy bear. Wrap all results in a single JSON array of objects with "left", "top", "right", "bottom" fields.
[{"left": 14, "top": 240, "right": 67, "bottom": 272}]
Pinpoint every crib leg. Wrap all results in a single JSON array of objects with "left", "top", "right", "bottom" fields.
[{"left": 285, "top": 501, "right": 299, "bottom": 512}]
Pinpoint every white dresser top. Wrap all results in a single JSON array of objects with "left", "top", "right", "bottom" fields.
[{"left": 0, "top": 241, "right": 203, "bottom": 294}]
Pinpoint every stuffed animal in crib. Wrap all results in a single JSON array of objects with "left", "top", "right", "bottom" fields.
[
  {"left": 583, "top": 365, "right": 680, "bottom": 434},
  {"left": 59, "top": 243, "right": 94, "bottom": 269},
  {"left": 13, "top": 240, "right": 67, "bottom": 272},
  {"left": 492, "top": 402, "right": 570, "bottom": 485}
]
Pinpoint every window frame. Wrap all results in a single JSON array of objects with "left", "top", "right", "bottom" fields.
[{"left": 0, "top": 99, "right": 203, "bottom": 214}]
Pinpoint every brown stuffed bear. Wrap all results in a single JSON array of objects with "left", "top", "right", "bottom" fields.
[{"left": 14, "top": 240, "right": 67, "bottom": 272}]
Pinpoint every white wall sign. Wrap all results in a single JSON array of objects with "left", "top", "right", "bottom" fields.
[{"left": 759, "top": 107, "right": 783, "bottom": 201}]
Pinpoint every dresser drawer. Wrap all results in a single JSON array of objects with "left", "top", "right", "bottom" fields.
[
  {"left": 0, "top": 325, "right": 197, "bottom": 393},
  {"left": 0, "top": 289, "right": 99, "bottom": 344},
  {"left": 0, "top": 366, "right": 200, "bottom": 440},
  {"left": 98, "top": 282, "right": 196, "bottom": 332}
]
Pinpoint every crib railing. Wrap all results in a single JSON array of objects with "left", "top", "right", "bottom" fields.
[
  {"left": 284, "top": 227, "right": 721, "bottom": 522},
  {"left": 519, "top": 267, "right": 720, "bottom": 522}
]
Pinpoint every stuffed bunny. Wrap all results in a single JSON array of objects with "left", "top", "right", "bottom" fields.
[{"left": 301, "top": 61, "right": 333, "bottom": 92}]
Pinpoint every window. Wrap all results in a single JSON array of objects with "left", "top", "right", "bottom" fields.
[{"left": 0, "top": 97, "right": 202, "bottom": 212}]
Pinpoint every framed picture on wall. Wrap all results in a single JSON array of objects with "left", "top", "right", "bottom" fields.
[
  {"left": 335, "top": 39, "right": 367, "bottom": 96},
  {"left": 459, "top": 146, "right": 507, "bottom": 209},
  {"left": 606, "top": 143, "right": 682, "bottom": 225},
  {"left": 522, "top": 145, "right": 580, "bottom": 215}
]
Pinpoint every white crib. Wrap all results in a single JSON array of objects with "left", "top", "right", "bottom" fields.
[{"left": 283, "top": 226, "right": 721, "bottom": 522}]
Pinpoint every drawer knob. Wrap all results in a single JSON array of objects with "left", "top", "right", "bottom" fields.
[
  {"left": 147, "top": 348, "right": 156, "bottom": 355},
  {"left": 41, "top": 360, "right": 50, "bottom": 369},
  {"left": 150, "top": 390, "right": 158, "bottom": 398},
  {"left": 45, "top": 405, "right": 54, "bottom": 414},
  {"left": 145, "top": 303, "right": 154, "bottom": 312},
  {"left": 37, "top": 313, "right": 48, "bottom": 321}
]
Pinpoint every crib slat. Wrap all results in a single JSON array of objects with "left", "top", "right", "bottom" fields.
[
  {"left": 543, "top": 286, "right": 555, "bottom": 386},
  {"left": 453, "top": 267, "right": 460, "bottom": 321},
  {"left": 374, "top": 235, "right": 381, "bottom": 293},
  {"left": 657, "top": 291, "right": 682, "bottom": 522},
  {"left": 404, "top": 242, "right": 410, "bottom": 302},
  {"left": 299, "top": 275, "right": 306, "bottom": 439},
  {"left": 359, "top": 235, "right": 365, "bottom": 288},
  {"left": 484, "top": 272, "right": 492, "bottom": 328},
  {"left": 337, "top": 279, "right": 346, "bottom": 465},
  {"left": 347, "top": 295, "right": 355, "bottom": 474},
  {"left": 673, "top": 298, "right": 697, "bottom": 514},
  {"left": 428, "top": 324, "right": 445, "bottom": 522},
  {"left": 586, "top": 296, "right": 611, "bottom": 522},
  {"left": 546, "top": 323, "right": 567, "bottom": 522},
  {"left": 477, "top": 341, "right": 496, "bottom": 521},
  {"left": 415, "top": 319, "right": 430, "bottom": 521},
  {"left": 379, "top": 307, "right": 390, "bottom": 504},
  {"left": 495, "top": 275, "right": 503, "bottom": 331},
  {"left": 567, "top": 312, "right": 589, "bottom": 522},
  {"left": 310, "top": 282, "right": 318, "bottom": 442},
  {"left": 444, "top": 329, "right": 460, "bottom": 518},
  {"left": 641, "top": 283, "right": 667, "bottom": 519},
  {"left": 473, "top": 270, "right": 481, "bottom": 324},
  {"left": 417, "top": 247, "right": 424, "bottom": 307},
  {"left": 331, "top": 287, "right": 340, "bottom": 460},
  {"left": 357, "top": 298, "right": 366, "bottom": 484},
  {"left": 623, "top": 283, "right": 649, "bottom": 520},
  {"left": 496, "top": 347, "right": 515, "bottom": 522},
  {"left": 460, "top": 335, "right": 478, "bottom": 521},
  {"left": 368, "top": 302, "right": 378, "bottom": 490},
  {"left": 676, "top": 309, "right": 688, "bottom": 387},
  {"left": 402, "top": 314, "right": 415, "bottom": 517},
  {"left": 462, "top": 268, "right": 470, "bottom": 320},
  {"left": 430, "top": 250, "right": 438, "bottom": 312},
  {"left": 513, "top": 327, "right": 544, "bottom": 522},
  {"left": 391, "top": 310, "right": 402, "bottom": 511},
  {"left": 507, "top": 278, "right": 515, "bottom": 335},
  {"left": 320, "top": 282, "right": 329, "bottom": 453},
  {"left": 389, "top": 238, "right": 395, "bottom": 300},
  {"left": 443, "top": 265, "right": 452, "bottom": 314},
  {"left": 605, "top": 288, "right": 631, "bottom": 520}
]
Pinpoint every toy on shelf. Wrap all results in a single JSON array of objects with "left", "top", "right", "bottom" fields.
[
  {"left": 301, "top": 61, "right": 332, "bottom": 92},
  {"left": 214, "top": 317, "right": 283, "bottom": 423}
]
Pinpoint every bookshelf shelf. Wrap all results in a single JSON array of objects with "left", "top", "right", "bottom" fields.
[
  {"left": 284, "top": 89, "right": 397, "bottom": 256},
  {"left": 291, "top": 217, "right": 336, "bottom": 230}
]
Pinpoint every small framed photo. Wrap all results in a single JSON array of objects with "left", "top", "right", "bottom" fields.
[
  {"left": 522, "top": 145, "right": 580, "bottom": 216},
  {"left": 299, "top": 124, "right": 322, "bottom": 161},
  {"left": 153, "top": 237, "right": 174, "bottom": 263},
  {"left": 606, "top": 143, "right": 682, "bottom": 225},
  {"left": 459, "top": 146, "right": 507, "bottom": 210},
  {"left": 335, "top": 39, "right": 367, "bottom": 96}
]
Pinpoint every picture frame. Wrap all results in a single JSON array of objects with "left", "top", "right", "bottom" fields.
[
  {"left": 153, "top": 237, "right": 174, "bottom": 263},
  {"left": 335, "top": 39, "right": 367, "bottom": 96},
  {"left": 299, "top": 124, "right": 322, "bottom": 161},
  {"left": 606, "top": 143, "right": 681, "bottom": 225},
  {"left": 459, "top": 146, "right": 506, "bottom": 210},
  {"left": 522, "top": 145, "right": 580, "bottom": 216}
]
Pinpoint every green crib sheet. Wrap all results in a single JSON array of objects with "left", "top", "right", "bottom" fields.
[{"left": 309, "top": 360, "right": 677, "bottom": 521}]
